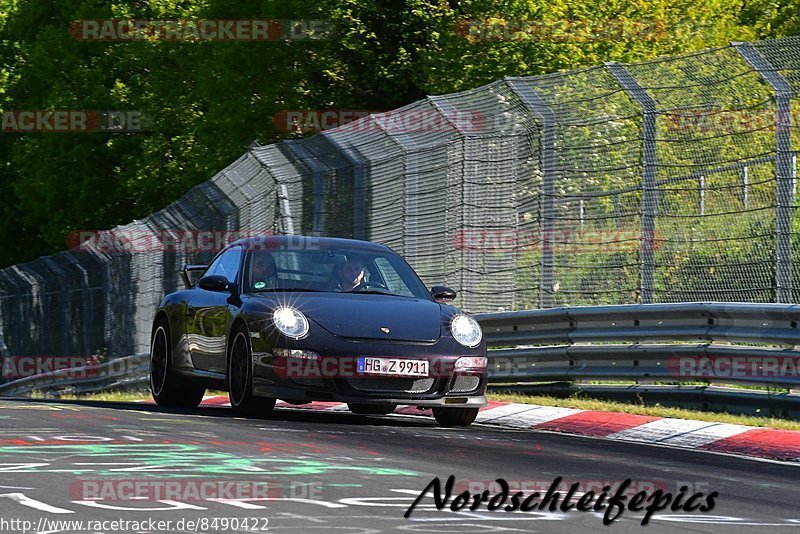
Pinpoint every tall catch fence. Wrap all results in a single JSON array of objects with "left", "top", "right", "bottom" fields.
[{"left": 1, "top": 36, "right": 800, "bottom": 359}]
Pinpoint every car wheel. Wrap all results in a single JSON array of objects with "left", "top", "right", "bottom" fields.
[
  {"left": 432, "top": 407, "right": 479, "bottom": 427},
  {"left": 228, "top": 324, "right": 276, "bottom": 417},
  {"left": 347, "top": 403, "right": 397, "bottom": 415},
  {"left": 150, "top": 318, "right": 205, "bottom": 408}
]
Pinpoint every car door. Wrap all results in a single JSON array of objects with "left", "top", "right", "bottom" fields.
[{"left": 186, "top": 245, "right": 244, "bottom": 373}]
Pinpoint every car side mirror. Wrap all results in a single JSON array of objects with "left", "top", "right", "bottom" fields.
[
  {"left": 198, "top": 275, "right": 231, "bottom": 292},
  {"left": 180, "top": 263, "right": 208, "bottom": 289},
  {"left": 431, "top": 286, "right": 457, "bottom": 301}
]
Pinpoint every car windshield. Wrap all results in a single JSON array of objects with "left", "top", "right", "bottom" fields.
[{"left": 244, "top": 245, "right": 432, "bottom": 299}]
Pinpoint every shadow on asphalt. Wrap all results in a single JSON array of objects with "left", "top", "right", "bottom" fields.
[{"left": 0, "top": 395, "right": 440, "bottom": 429}]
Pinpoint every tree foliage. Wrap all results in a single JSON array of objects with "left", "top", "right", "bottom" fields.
[{"left": 0, "top": 0, "right": 793, "bottom": 266}]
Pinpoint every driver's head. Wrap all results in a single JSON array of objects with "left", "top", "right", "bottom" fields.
[
  {"left": 338, "top": 259, "right": 365, "bottom": 290},
  {"left": 253, "top": 252, "right": 277, "bottom": 281}
]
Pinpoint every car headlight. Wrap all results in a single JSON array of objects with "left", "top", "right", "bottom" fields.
[
  {"left": 272, "top": 307, "right": 310, "bottom": 339},
  {"left": 451, "top": 314, "right": 482, "bottom": 348}
]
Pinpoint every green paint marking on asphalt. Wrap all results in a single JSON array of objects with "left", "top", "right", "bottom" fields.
[
  {"left": 256, "top": 458, "right": 419, "bottom": 476},
  {"left": 0, "top": 443, "right": 421, "bottom": 477}
]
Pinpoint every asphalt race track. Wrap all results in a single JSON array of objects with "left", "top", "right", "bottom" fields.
[{"left": 0, "top": 398, "right": 797, "bottom": 533}]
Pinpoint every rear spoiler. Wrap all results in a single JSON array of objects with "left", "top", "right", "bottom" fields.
[{"left": 180, "top": 264, "right": 208, "bottom": 289}]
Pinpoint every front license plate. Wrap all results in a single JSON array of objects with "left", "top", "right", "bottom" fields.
[{"left": 357, "top": 357, "right": 429, "bottom": 377}]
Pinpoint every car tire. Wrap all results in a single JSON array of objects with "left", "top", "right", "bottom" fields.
[
  {"left": 347, "top": 403, "right": 397, "bottom": 415},
  {"left": 150, "top": 318, "right": 205, "bottom": 408},
  {"left": 432, "top": 407, "right": 479, "bottom": 427},
  {"left": 228, "top": 324, "right": 276, "bottom": 417}
]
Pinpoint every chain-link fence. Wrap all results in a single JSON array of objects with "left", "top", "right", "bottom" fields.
[{"left": 1, "top": 36, "right": 800, "bottom": 359}]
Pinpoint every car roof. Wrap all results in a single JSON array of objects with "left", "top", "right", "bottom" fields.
[{"left": 227, "top": 235, "right": 393, "bottom": 253}]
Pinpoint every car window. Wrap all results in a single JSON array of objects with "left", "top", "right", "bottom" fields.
[
  {"left": 374, "top": 257, "right": 416, "bottom": 297},
  {"left": 206, "top": 246, "right": 243, "bottom": 283},
  {"left": 242, "top": 246, "right": 431, "bottom": 299}
]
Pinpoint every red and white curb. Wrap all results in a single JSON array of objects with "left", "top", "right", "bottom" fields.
[{"left": 183, "top": 396, "right": 800, "bottom": 463}]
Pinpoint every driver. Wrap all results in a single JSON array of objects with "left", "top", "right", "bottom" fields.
[
  {"left": 251, "top": 252, "right": 278, "bottom": 290},
  {"left": 333, "top": 258, "right": 368, "bottom": 291}
]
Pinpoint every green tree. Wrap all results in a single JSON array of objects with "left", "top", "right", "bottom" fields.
[{"left": 0, "top": 0, "right": 791, "bottom": 266}]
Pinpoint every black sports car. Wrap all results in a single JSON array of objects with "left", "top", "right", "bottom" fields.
[{"left": 149, "top": 235, "right": 487, "bottom": 426}]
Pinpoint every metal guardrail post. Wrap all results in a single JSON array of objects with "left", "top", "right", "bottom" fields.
[
  {"left": 40, "top": 257, "right": 70, "bottom": 356},
  {"left": 733, "top": 42, "right": 795, "bottom": 303},
  {"left": 605, "top": 63, "right": 658, "bottom": 304},
  {"left": 742, "top": 166, "right": 749, "bottom": 209},
  {"left": 277, "top": 183, "right": 295, "bottom": 235},
  {"left": 63, "top": 253, "right": 93, "bottom": 355},
  {"left": 283, "top": 140, "right": 326, "bottom": 236},
  {"left": 699, "top": 175, "right": 705, "bottom": 215},
  {"left": 505, "top": 77, "right": 557, "bottom": 308},
  {"left": 321, "top": 132, "right": 367, "bottom": 240},
  {"left": 427, "top": 96, "right": 472, "bottom": 307},
  {"left": 369, "top": 115, "right": 421, "bottom": 264}
]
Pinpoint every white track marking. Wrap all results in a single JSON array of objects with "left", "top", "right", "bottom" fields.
[
  {"left": 477, "top": 405, "right": 583, "bottom": 428},
  {"left": 607, "top": 418, "right": 753, "bottom": 447},
  {"left": 0, "top": 493, "right": 74, "bottom": 513}
]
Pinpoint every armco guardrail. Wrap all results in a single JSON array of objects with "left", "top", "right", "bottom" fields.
[
  {"left": 0, "top": 353, "right": 148, "bottom": 397},
  {"left": 477, "top": 302, "right": 800, "bottom": 388},
  {"left": 2, "top": 302, "right": 800, "bottom": 407}
]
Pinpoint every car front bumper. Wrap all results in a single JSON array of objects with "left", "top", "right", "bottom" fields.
[{"left": 252, "top": 382, "right": 488, "bottom": 407}]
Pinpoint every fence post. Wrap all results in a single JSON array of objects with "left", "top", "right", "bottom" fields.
[
  {"left": 699, "top": 175, "right": 705, "bottom": 215},
  {"left": 322, "top": 132, "right": 367, "bottom": 240},
  {"left": 733, "top": 42, "right": 795, "bottom": 303},
  {"left": 369, "top": 115, "right": 425, "bottom": 280},
  {"left": 505, "top": 77, "right": 557, "bottom": 308},
  {"left": 742, "top": 165, "right": 749, "bottom": 209},
  {"left": 606, "top": 63, "right": 658, "bottom": 304},
  {"left": 283, "top": 140, "right": 326, "bottom": 236}
]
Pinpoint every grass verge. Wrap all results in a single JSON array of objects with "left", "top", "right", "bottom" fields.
[{"left": 49, "top": 390, "right": 228, "bottom": 402}]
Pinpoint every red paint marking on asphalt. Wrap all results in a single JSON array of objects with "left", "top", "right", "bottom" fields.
[
  {"left": 394, "top": 406, "right": 430, "bottom": 416},
  {"left": 480, "top": 400, "right": 508, "bottom": 411},
  {"left": 50, "top": 413, "right": 118, "bottom": 420},
  {"left": 0, "top": 439, "right": 36, "bottom": 445},
  {"left": 534, "top": 411, "right": 661, "bottom": 437},
  {"left": 200, "top": 396, "right": 230, "bottom": 406},
  {"left": 394, "top": 400, "right": 507, "bottom": 417},
  {"left": 278, "top": 401, "right": 344, "bottom": 410}
]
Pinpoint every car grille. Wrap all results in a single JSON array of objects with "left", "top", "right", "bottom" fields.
[
  {"left": 450, "top": 375, "right": 480, "bottom": 393},
  {"left": 347, "top": 377, "right": 435, "bottom": 394}
]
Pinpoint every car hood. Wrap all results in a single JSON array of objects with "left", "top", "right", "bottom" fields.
[{"left": 258, "top": 292, "right": 443, "bottom": 342}]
